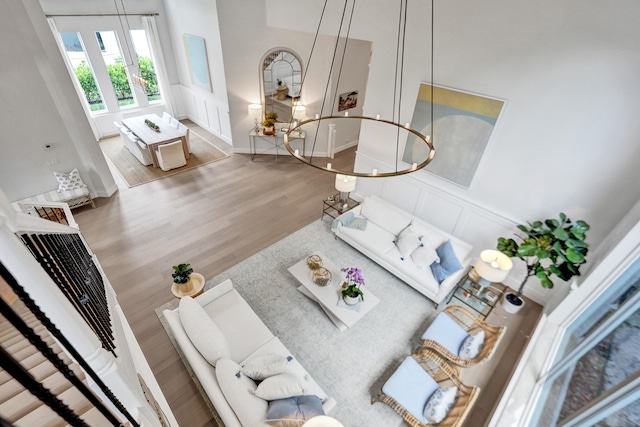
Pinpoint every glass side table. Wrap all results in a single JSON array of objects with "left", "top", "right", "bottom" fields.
[
  {"left": 447, "top": 271, "right": 506, "bottom": 319},
  {"left": 321, "top": 194, "right": 360, "bottom": 220}
]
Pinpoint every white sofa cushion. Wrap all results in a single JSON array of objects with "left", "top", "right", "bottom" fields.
[
  {"left": 255, "top": 373, "right": 308, "bottom": 400},
  {"left": 337, "top": 221, "right": 396, "bottom": 258},
  {"left": 411, "top": 241, "right": 440, "bottom": 269},
  {"left": 241, "top": 337, "right": 328, "bottom": 401},
  {"left": 202, "top": 288, "right": 275, "bottom": 362},
  {"left": 179, "top": 296, "right": 231, "bottom": 366},
  {"left": 394, "top": 224, "right": 423, "bottom": 260},
  {"left": 360, "top": 196, "right": 412, "bottom": 236},
  {"left": 421, "top": 312, "right": 469, "bottom": 355},
  {"left": 216, "top": 358, "right": 269, "bottom": 426},
  {"left": 242, "top": 354, "right": 290, "bottom": 381}
]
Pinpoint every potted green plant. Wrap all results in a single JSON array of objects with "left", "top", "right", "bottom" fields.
[
  {"left": 497, "top": 213, "right": 590, "bottom": 313},
  {"left": 262, "top": 112, "right": 278, "bottom": 135},
  {"left": 172, "top": 263, "right": 193, "bottom": 284},
  {"left": 341, "top": 267, "right": 364, "bottom": 305}
]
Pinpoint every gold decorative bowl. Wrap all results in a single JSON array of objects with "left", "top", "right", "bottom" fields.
[
  {"left": 313, "top": 267, "right": 332, "bottom": 287},
  {"left": 307, "top": 254, "right": 323, "bottom": 271}
]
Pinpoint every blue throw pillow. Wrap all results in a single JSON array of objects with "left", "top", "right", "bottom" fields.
[
  {"left": 265, "top": 395, "right": 325, "bottom": 427},
  {"left": 430, "top": 240, "right": 463, "bottom": 283}
]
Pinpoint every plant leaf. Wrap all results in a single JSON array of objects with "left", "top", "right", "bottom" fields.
[
  {"left": 517, "top": 224, "right": 529, "bottom": 233},
  {"left": 517, "top": 244, "right": 537, "bottom": 257},
  {"left": 566, "top": 247, "right": 585, "bottom": 263},
  {"left": 552, "top": 228, "right": 569, "bottom": 241},
  {"left": 560, "top": 212, "right": 567, "bottom": 222},
  {"left": 546, "top": 219, "right": 559, "bottom": 229},
  {"left": 536, "top": 248, "right": 551, "bottom": 259},
  {"left": 531, "top": 221, "right": 543, "bottom": 229}
]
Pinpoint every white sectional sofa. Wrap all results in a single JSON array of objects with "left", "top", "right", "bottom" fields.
[
  {"left": 163, "top": 279, "right": 336, "bottom": 427},
  {"left": 332, "top": 196, "right": 473, "bottom": 305}
]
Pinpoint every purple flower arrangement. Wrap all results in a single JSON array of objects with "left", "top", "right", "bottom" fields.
[{"left": 341, "top": 267, "right": 365, "bottom": 301}]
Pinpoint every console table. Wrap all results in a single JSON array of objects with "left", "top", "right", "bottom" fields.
[
  {"left": 322, "top": 194, "right": 360, "bottom": 220},
  {"left": 249, "top": 128, "right": 305, "bottom": 161}
]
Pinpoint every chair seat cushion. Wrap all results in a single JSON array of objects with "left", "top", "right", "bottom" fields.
[
  {"left": 265, "top": 395, "right": 325, "bottom": 427},
  {"left": 421, "top": 312, "right": 469, "bottom": 356},
  {"left": 382, "top": 356, "right": 439, "bottom": 423}
]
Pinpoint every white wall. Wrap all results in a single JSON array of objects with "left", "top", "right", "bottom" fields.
[
  {"left": 0, "top": 0, "right": 116, "bottom": 201},
  {"left": 163, "top": 0, "right": 232, "bottom": 144}
]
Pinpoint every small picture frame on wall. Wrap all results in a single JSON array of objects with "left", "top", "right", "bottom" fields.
[
  {"left": 338, "top": 90, "right": 358, "bottom": 112},
  {"left": 183, "top": 34, "right": 212, "bottom": 93}
]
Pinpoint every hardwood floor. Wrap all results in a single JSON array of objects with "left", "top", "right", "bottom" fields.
[
  {"left": 74, "top": 121, "right": 356, "bottom": 426},
  {"left": 74, "top": 121, "right": 540, "bottom": 426}
]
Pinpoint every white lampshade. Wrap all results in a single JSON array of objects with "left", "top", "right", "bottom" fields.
[
  {"left": 474, "top": 249, "right": 513, "bottom": 285},
  {"left": 292, "top": 104, "right": 307, "bottom": 120},
  {"left": 335, "top": 174, "right": 357, "bottom": 192},
  {"left": 248, "top": 103, "right": 262, "bottom": 120},
  {"left": 302, "top": 416, "right": 345, "bottom": 427}
]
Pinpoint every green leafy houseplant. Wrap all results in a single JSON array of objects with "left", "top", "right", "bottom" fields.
[
  {"left": 261, "top": 112, "right": 278, "bottom": 128},
  {"left": 172, "top": 263, "right": 193, "bottom": 284},
  {"left": 497, "top": 213, "right": 590, "bottom": 307}
]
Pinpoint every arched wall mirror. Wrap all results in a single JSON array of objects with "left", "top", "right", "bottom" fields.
[{"left": 261, "top": 48, "right": 302, "bottom": 123}]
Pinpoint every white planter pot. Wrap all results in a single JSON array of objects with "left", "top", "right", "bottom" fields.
[
  {"left": 343, "top": 295, "right": 361, "bottom": 306},
  {"left": 502, "top": 292, "right": 525, "bottom": 314}
]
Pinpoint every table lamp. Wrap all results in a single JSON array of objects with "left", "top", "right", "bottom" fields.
[
  {"left": 473, "top": 249, "right": 513, "bottom": 288},
  {"left": 248, "top": 103, "right": 262, "bottom": 133},
  {"left": 302, "top": 416, "right": 345, "bottom": 427},
  {"left": 335, "top": 174, "right": 357, "bottom": 206},
  {"left": 292, "top": 104, "right": 307, "bottom": 136}
]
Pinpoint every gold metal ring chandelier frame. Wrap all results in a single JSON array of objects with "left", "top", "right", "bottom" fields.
[{"left": 283, "top": 115, "right": 435, "bottom": 178}]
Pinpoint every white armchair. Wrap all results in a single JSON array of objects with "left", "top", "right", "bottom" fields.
[
  {"left": 156, "top": 140, "right": 186, "bottom": 171},
  {"left": 177, "top": 122, "right": 192, "bottom": 153}
]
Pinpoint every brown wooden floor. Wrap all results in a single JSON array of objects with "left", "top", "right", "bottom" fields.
[{"left": 74, "top": 121, "right": 540, "bottom": 427}]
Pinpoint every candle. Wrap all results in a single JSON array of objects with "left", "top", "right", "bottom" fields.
[
  {"left": 345, "top": 111, "right": 349, "bottom": 116},
  {"left": 327, "top": 163, "right": 332, "bottom": 169},
  {"left": 411, "top": 163, "right": 417, "bottom": 170},
  {"left": 405, "top": 123, "right": 410, "bottom": 128},
  {"left": 372, "top": 168, "right": 378, "bottom": 175},
  {"left": 284, "top": 135, "right": 288, "bottom": 143},
  {"left": 294, "top": 149, "right": 299, "bottom": 156},
  {"left": 375, "top": 114, "right": 380, "bottom": 120},
  {"left": 315, "top": 114, "right": 320, "bottom": 119}
]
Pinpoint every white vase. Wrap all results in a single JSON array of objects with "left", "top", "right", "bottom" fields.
[
  {"left": 344, "top": 295, "right": 361, "bottom": 306},
  {"left": 502, "top": 292, "right": 525, "bottom": 314}
]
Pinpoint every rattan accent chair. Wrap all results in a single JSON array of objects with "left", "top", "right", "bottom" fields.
[
  {"left": 374, "top": 349, "right": 479, "bottom": 427},
  {"left": 421, "top": 305, "right": 506, "bottom": 368}
]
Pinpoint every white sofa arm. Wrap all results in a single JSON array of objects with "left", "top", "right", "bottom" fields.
[{"left": 331, "top": 206, "right": 363, "bottom": 232}]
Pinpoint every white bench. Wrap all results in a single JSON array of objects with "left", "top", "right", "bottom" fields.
[{"left": 16, "top": 187, "right": 95, "bottom": 210}]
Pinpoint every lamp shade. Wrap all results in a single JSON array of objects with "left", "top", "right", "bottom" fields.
[
  {"left": 335, "top": 174, "right": 357, "bottom": 192},
  {"left": 248, "top": 103, "right": 262, "bottom": 120},
  {"left": 302, "top": 416, "right": 344, "bottom": 427},
  {"left": 292, "top": 104, "right": 307, "bottom": 120},
  {"left": 474, "top": 249, "right": 513, "bottom": 283}
]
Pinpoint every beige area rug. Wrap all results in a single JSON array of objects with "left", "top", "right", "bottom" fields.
[{"left": 99, "top": 130, "right": 229, "bottom": 187}]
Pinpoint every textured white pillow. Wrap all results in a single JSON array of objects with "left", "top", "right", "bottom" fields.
[
  {"left": 178, "top": 296, "right": 231, "bottom": 366},
  {"left": 216, "top": 358, "right": 268, "bottom": 426},
  {"left": 459, "top": 330, "right": 485, "bottom": 359},
  {"left": 54, "top": 168, "right": 87, "bottom": 192},
  {"left": 254, "top": 373, "right": 307, "bottom": 400},
  {"left": 241, "top": 354, "right": 290, "bottom": 381},
  {"left": 423, "top": 386, "right": 458, "bottom": 424},
  {"left": 395, "top": 225, "right": 422, "bottom": 260},
  {"left": 411, "top": 240, "right": 439, "bottom": 269}
]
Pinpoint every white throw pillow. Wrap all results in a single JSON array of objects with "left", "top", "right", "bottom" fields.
[
  {"left": 423, "top": 386, "right": 458, "bottom": 424},
  {"left": 242, "top": 354, "right": 290, "bottom": 381},
  {"left": 54, "top": 168, "right": 87, "bottom": 192},
  {"left": 178, "top": 296, "right": 231, "bottom": 366},
  {"left": 394, "top": 225, "right": 422, "bottom": 260},
  {"left": 411, "top": 240, "right": 439, "bottom": 269},
  {"left": 216, "top": 358, "right": 268, "bottom": 426},
  {"left": 459, "top": 330, "right": 485, "bottom": 359},
  {"left": 254, "top": 373, "right": 307, "bottom": 400}
]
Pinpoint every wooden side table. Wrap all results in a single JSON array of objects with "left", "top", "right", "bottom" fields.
[
  {"left": 171, "top": 272, "right": 206, "bottom": 298},
  {"left": 446, "top": 269, "right": 505, "bottom": 318},
  {"left": 321, "top": 194, "right": 360, "bottom": 220}
]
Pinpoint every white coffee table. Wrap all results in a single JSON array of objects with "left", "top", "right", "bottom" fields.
[{"left": 288, "top": 252, "right": 379, "bottom": 331}]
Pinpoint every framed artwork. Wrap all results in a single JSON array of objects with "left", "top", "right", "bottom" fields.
[
  {"left": 402, "top": 83, "right": 505, "bottom": 188},
  {"left": 183, "top": 34, "right": 212, "bottom": 92},
  {"left": 338, "top": 90, "right": 358, "bottom": 112}
]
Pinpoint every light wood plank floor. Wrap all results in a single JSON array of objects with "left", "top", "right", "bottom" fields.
[{"left": 74, "top": 121, "right": 540, "bottom": 427}]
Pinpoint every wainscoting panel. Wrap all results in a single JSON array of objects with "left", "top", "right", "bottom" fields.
[
  {"left": 415, "top": 191, "right": 464, "bottom": 236},
  {"left": 380, "top": 178, "right": 422, "bottom": 214},
  {"left": 177, "top": 86, "right": 232, "bottom": 145}
]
